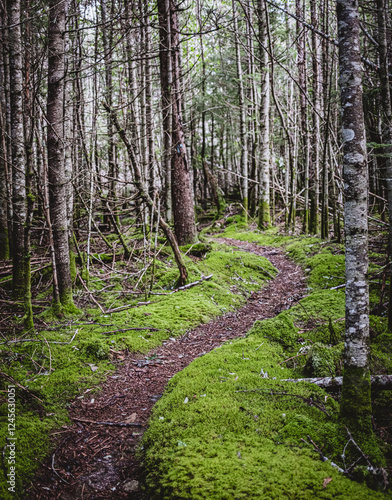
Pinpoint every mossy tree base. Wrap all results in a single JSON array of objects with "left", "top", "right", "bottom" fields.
[
  {"left": 340, "top": 366, "right": 373, "bottom": 437},
  {"left": 258, "top": 200, "right": 271, "bottom": 229}
]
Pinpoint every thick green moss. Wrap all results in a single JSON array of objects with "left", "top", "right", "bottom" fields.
[
  {"left": 289, "top": 290, "right": 345, "bottom": 324},
  {"left": 141, "top": 230, "right": 389, "bottom": 498},
  {"left": 304, "top": 342, "right": 344, "bottom": 377},
  {"left": 141, "top": 329, "right": 385, "bottom": 499},
  {"left": 0, "top": 241, "right": 278, "bottom": 496},
  {"left": 248, "top": 314, "right": 298, "bottom": 349}
]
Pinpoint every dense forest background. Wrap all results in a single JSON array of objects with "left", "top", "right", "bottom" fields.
[{"left": 0, "top": 0, "right": 391, "bottom": 321}]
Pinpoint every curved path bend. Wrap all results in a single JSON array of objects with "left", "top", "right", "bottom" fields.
[{"left": 29, "top": 238, "right": 306, "bottom": 500}]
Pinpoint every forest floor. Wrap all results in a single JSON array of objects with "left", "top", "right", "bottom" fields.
[{"left": 28, "top": 238, "right": 307, "bottom": 499}]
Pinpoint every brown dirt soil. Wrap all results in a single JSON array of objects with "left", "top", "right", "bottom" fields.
[{"left": 27, "top": 238, "right": 307, "bottom": 499}]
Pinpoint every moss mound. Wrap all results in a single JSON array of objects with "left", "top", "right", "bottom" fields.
[
  {"left": 141, "top": 229, "right": 390, "bottom": 499},
  {"left": 141, "top": 331, "right": 385, "bottom": 499}
]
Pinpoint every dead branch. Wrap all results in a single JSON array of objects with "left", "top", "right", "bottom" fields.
[
  {"left": 105, "top": 301, "right": 155, "bottom": 314},
  {"left": 100, "top": 327, "right": 160, "bottom": 335},
  {"left": 0, "top": 371, "right": 45, "bottom": 405},
  {"left": 278, "top": 352, "right": 307, "bottom": 365},
  {"left": 282, "top": 375, "right": 392, "bottom": 391},
  {"left": 71, "top": 417, "right": 142, "bottom": 428},
  {"left": 168, "top": 274, "right": 213, "bottom": 293},
  {"left": 103, "top": 102, "right": 190, "bottom": 286},
  {"left": 234, "top": 388, "right": 330, "bottom": 416},
  {"left": 0, "top": 330, "right": 79, "bottom": 346}
]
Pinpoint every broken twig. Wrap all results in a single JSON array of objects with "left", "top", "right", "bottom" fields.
[{"left": 71, "top": 417, "right": 142, "bottom": 428}]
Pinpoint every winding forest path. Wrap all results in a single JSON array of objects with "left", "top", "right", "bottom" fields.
[{"left": 29, "top": 238, "right": 307, "bottom": 500}]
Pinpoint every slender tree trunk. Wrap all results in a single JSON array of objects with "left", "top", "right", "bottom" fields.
[
  {"left": 47, "top": 0, "right": 76, "bottom": 313},
  {"left": 296, "top": 0, "right": 309, "bottom": 233},
  {"left": 337, "top": 0, "right": 371, "bottom": 433},
  {"left": 0, "top": 5, "right": 10, "bottom": 260},
  {"left": 22, "top": 1, "right": 34, "bottom": 331},
  {"left": 7, "top": 0, "right": 25, "bottom": 299},
  {"left": 144, "top": 4, "right": 155, "bottom": 192},
  {"left": 309, "top": 0, "right": 320, "bottom": 234},
  {"left": 233, "top": 0, "right": 248, "bottom": 221},
  {"left": 376, "top": 0, "right": 392, "bottom": 331},
  {"left": 64, "top": 10, "right": 74, "bottom": 236},
  {"left": 257, "top": 0, "right": 271, "bottom": 229},
  {"left": 157, "top": 0, "right": 173, "bottom": 221},
  {"left": 101, "top": 0, "right": 118, "bottom": 227}
]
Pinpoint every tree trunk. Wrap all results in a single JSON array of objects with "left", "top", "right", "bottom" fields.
[
  {"left": 0, "top": 5, "right": 10, "bottom": 260},
  {"left": 296, "top": 0, "right": 309, "bottom": 233},
  {"left": 47, "top": 0, "right": 76, "bottom": 314},
  {"left": 7, "top": 0, "right": 25, "bottom": 299},
  {"left": 257, "top": 0, "right": 271, "bottom": 229},
  {"left": 157, "top": 0, "right": 173, "bottom": 221},
  {"left": 101, "top": 0, "right": 118, "bottom": 228},
  {"left": 375, "top": 0, "right": 392, "bottom": 331},
  {"left": 233, "top": 0, "right": 248, "bottom": 222},
  {"left": 169, "top": 0, "right": 197, "bottom": 245},
  {"left": 337, "top": 0, "right": 371, "bottom": 433},
  {"left": 309, "top": 0, "right": 320, "bottom": 234}
]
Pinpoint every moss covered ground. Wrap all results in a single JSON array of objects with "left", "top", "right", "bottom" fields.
[
  {"left": 140, "top": 225, "right": 392, "bottom": 499},
  {"left": 0, "top": 242, "right": 276, "bottom": 499}
]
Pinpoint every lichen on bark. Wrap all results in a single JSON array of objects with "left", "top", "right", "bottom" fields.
[{"left": 336, "top": 0, "right": 373, "bottom": 437}]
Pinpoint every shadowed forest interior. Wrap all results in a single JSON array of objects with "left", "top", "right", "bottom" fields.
[{"left": 1, "top": 0, "right": 392, "bottom": 498}]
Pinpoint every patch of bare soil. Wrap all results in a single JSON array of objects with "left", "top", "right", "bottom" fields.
[{"left": 28, "top": 238, "right": 307, "bottom": 499}]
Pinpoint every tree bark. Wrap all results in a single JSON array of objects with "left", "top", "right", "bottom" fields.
[
  {"left": 157, "top": 0, "right": 173, "bottom": 221},
  {"left": 375, "top": 0, "right": 392, "bottom": 331},
  {"left": 169, "top": 0, "right": 197, "bottom": 245},
  {"left": 296, "top": 0, "right": 309, "bottom": 233},
  {"left": 47, "top": 0, "right": 76, "bottom": 313},
  {"left": 309, "top": 0, "right": 320, "bottom": 234},
  {"left": 257, "top": 0, "right": 271, "bottom": 229},
  {"left": 337, "top": 0, "right": 371, "bottom": 433},
  {"left": 0, "top": 5, "right": 10, "bottom": 260},
  {"left": 233, "top": 0, "right": 248, "bottom": 221},
  {"left": 7, "top": 0, "right": 25, "bottom": 299}
]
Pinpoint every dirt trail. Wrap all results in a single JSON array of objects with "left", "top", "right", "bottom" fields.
[{"left": 29, "top": 238, "right": 307, "bottom": 500}]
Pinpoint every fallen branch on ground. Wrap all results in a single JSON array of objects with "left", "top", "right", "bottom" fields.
[
  {"left": 71, "top": 417, "right": 142, "bottom": 427},
  {"left": 100, "top": 327, "right": 160, "bottom": 335},
  {"left": 282, "top": 374, "right": 392, "bottom": 391},
  {"left": 234, "top": 388, "right": 330, "bottom": 416},
  {"left": 168, "top": 274, "right": 213, "bottom": 294},
  {"left": 105, "top": 301, "right": 154, "bottom": 314},
  {"left": 0, "top": 371, "right": 45, "bottom": 405},
  {"left": 0, "top": 330, "right": 79, "bottom": 346},
  {"left": 278, "top": 352, "right": 307, "bottom": 365}
]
